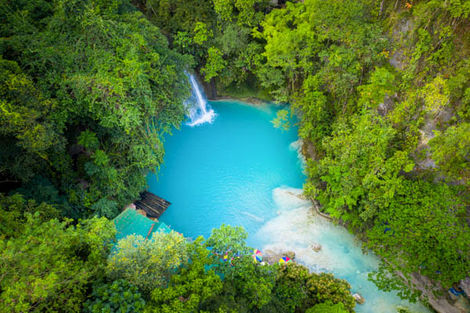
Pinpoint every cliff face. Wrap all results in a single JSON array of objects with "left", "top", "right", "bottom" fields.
[
  {"left": 196, "top": 2, "right": 470, "bottom": 310},
  {"left": 301, "top": 6, "right": 470, "bottom": 312},
  {"left": 200, "top": 76, "right": 218, "bottom": 100},
  {"left": 373, "top": 9, "right": 470, "bottom": 313}
]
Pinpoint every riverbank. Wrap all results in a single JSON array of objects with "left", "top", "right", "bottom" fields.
[
  {"left": 207, "top": 91, "right": 466, "bottom": 313},
  {"left": 213, "top": 95, "right": 272, "bottom": 106},
  {"left": 297, "top": 136, "right": 470, "bottom": 313},
  {"left": 197, "top": 71, "right": 273, "bottom": 106}
]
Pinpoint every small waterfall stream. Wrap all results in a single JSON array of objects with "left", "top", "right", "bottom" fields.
[{"left": 186, "top": 74, "right": 216, "bottom": 126}]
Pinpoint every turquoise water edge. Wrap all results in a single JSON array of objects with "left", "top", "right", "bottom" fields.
[{"left": 147, "top": 100, "right": 430, "bottom": 313}]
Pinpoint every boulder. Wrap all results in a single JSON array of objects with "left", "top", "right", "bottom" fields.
[
  {"left": 263, "top": 250, "right": 296, "bottom": 264},
  {"left": 459, "top": 277, "right": 470, "bottom": 296},
  {"left": 284, "top": 251, "right": 295, "bottom": 260},
  {"left": 352, "top": 293, "right": 365, "bottom": 304},
  {"left": 311, "top": 243, "right": 322, "bottom": 252}
]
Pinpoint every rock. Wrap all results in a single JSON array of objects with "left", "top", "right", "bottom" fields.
[
  {"left": 262, "top": 250, "right": 279, "bottom": 264},
  {"left": 262, "top": 250, "right": 296, "bottom": 264},
  {"left": 405, "top": 272, "right": 462, "bottom": 313},
  {"left": 448, "top": 290, "right": 459, "bottom": 302},
  {"left": 352, "top": 293, "right": 365, "bottom": 304},
  {"left": 311, "top": 243, "right": 322, "bottom": 252},
  {"left": 459, "top": 277, "right": 470, "bottom": 296},
  {"left": 284, "top": 251, "right": 295, "bottom": 260}
]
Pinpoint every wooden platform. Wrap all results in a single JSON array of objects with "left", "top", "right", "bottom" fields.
[{"left": 134, "top": 191, "right": 171, "bottom": 219}]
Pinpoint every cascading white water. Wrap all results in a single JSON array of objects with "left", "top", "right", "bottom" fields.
[{"left": 186, "top": 74, "right": 216, "bottom": 126}]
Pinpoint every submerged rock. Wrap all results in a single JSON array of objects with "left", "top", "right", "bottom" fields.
[{"left": 311, "top": 243, "right": 322, "bottom": 252}]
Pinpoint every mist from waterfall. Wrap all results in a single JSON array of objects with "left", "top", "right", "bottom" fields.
[{"left": 186, "top": 74, "right": 216, "bottom": 126}]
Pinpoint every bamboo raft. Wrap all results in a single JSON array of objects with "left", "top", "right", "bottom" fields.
[{"left": 134, "top": 191, "right": 171, "bottom": 219}]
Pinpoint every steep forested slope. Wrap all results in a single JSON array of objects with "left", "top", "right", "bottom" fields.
[
  {"left": 134, "top": 0, "right": 470, "bottom": 307},
  {"left": 0, "top": 1, "right": 359, "bottom": 312},
  {"left": 0, "top": 0, "right": 190, "bottom": 218},
  {"left": 1, "top": 0, "right": 469, "bottom": 311}
]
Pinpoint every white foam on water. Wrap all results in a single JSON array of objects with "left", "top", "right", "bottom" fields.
[
  {"left": 272, "top": 187, "right": 310, "bottom": 211},
  {"left": 186, "top": 74, "right": 216, "bottom": 126},
  {"left": 289, "top": 139, "right": 307, "bottom": 171},
  {"left": 252, "top": 187, "right": 431, "bottom": 313},
  {"left": 187, "top": 109, "right": 216, "bottom": 127},
  {"left": 240, "top": 211, "right": 265, "bottom": 223}
]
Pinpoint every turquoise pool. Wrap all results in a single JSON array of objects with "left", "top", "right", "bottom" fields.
[{"left": 147, "top": 100, "right": 430, "bottom": 313}]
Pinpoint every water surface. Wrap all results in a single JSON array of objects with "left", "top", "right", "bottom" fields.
[{"left": 148, "top": 100, "right": 430, "bottom": 313}]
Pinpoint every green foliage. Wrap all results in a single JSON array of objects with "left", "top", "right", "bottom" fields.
[
  {"left": 265, "top": 263, "right": 355, "bottom": 313},
  {"left": 143, "top": 0, "right": 215, "bottom": 36},
  {"left": 429, "top": 123, "right": 470, "bottom": 184},
  {"left": 205, "top": 225, "right": 274, "bottom": 311},
  {"left": 265, "top": 263, "right": 313, "bottom": 313},
  {"left": 292, "top": 75, "right": 330, "bottom": 144},
  {"left": 202, "top": 47, "right": 227, "bottom": 82},
  {"left": 258, "top": 0, "right": 388, "bottom": 103},
  {"left": 205, "top": 224, "right": 250, "bottom": 257},
  {"left": 0, "top": 213, "right": 115, "bottom": 312},
  {"left": 0, "top": 193, "right": 60, "bottom": 239},
  {"left": 0, "top": 57, "right": 63, "bottom": 181},
  {"left": 271, "top": 109, "right": 291, "bottom": 131},
  {"left": 306, "top": 113, "right": 414, "bottom": 228},
  {"left": 78, "top": 130, "right": 100, "bottom": 151},
  {"left": 367, "top": 180, "right": 470, "bottom": 289},
  {"left": 203, "top": 225, "right": 355, "bottom": 313},
  {"left": 358, "top": 67, "right": 396, "bottom": 110},
  {"left": 306, "top": 302, "right": 348, "bottom": 313},
  {"left": 140, "top": 0, "right": 215, "bottom": 64},
  {"left": 85, "top": 279, "right": 146, "bottom": 313},
  {"left": 421, "top": 76, "right": 450, "bottom": 116},
  {"left": 107, "top": 232, "right": 189, "bottom": 294},
  {"left": 0, "top": 0, "right": 191, "bottom": 217},
  {"left": 214, "top": 255, "right": 275, "bottom": 311},
  {"left": 146, "top": 237, "right": 223, "bottom": 312},
  {"left": 2, "top": 0, "right": 470, "bottom": 308},
  {"left": 213, "top": 0, "right": 234, "bottom": 22},
  {"left": 193, "top": 22, "right": 212, "bottom": 45},
  {"left": 15, "top": 176, "right": 76, "bottom": 217}
]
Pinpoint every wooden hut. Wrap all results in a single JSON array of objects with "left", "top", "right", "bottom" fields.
[{"left": 134, "top": 191, "right": 171, "bottom": 219}]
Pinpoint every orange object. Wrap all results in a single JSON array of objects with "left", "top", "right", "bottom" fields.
[{"left": 145, "top": 223, "right": 155, "bottom": 239}]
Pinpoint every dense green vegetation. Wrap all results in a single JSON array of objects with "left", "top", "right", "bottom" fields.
[
  {"left": 134, "top": 0, "right": 470, "bottom": 303},
  {"left": 0, "top": 0, "right": 191, "bottom": 218},
  {"left": 0, "top": 199, "right": 355, "bottom": 313},
  {"left": 0, "top": 1, "right": 358, "bottom": 312},
  {"left": 1, "top": 0, "right": 469, "bottom": 311}
]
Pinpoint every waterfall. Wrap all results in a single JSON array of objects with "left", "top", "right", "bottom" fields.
[{"left": 185, "top": 74, "right": 216, "bottom": 126}]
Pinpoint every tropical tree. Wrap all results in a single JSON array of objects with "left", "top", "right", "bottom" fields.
[
  {"left": 146, "top": 237, "right": 223, "bottom": 312},
  {"left": 0, "top": 213, "right": 115, "bottom": 312},
  {"left": 107, "top": 232, "right": 189, "bottom": 294},
  {"left": 85, "top": 279, "right": 146, "bottom": 313}
]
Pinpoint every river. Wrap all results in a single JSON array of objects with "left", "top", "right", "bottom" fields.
[{"left": 147, "top": 77, "right": 430, "bottom": 313}]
